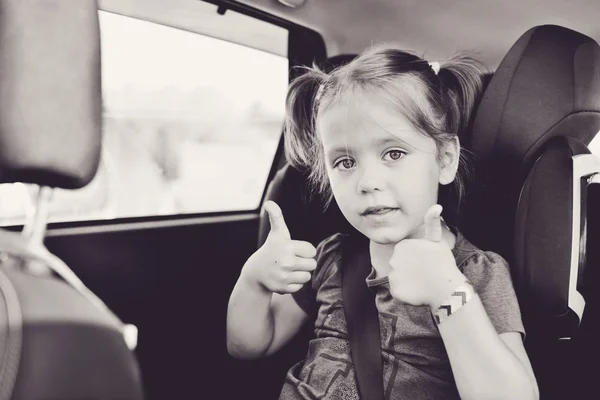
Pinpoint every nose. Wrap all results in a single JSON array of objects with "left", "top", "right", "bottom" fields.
[{"left": 356, "top": 161, "right": 385, "bottom": 194}]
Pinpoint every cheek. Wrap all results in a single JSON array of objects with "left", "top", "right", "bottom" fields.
[
  {"left": 428, "top": 162, "right": 441, "bottom": 187},
  {"left": 326, "top": 172, "right": 356, "bottom": 212},
  {"left": 398, "top": 158, "right": 440, "bottom": 202},
  {"left": 327, "top": 174, "right": 347, "bottom": 201}
]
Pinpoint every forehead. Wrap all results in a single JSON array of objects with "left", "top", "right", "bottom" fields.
[{"left": 317, "top": 92, "right": 431, "bottom": 151}]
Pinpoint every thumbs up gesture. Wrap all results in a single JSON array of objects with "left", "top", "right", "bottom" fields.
[
  {"left": 388, "top": 205, "right": 465, "bottom": 308},
  {"left": 242, "top": 201, "right": 317, "bottom": 294}
]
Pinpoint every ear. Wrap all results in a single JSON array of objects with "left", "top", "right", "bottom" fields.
[{"left": 438, "top": 136, "right": 460, "bottom": 185}]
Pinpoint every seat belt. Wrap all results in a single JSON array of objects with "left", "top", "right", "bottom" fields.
[{"left": 341, "top": 234, "right": 385, "bottom": 400}]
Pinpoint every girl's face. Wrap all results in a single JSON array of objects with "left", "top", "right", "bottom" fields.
[{"left": 318, "top": 94, "right": 459, "bottom": 245}]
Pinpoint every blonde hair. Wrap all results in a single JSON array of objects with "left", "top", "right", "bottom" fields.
[{"left": 284, "top": 46, "right": 487, "bottom": 222}]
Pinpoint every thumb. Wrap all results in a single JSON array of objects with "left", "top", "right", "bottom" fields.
[
  {"left": 263, "top": 200, "right": 291, "bottom": 240},
  {"left": 424, "top": 204, "right": 443, "bottom": 242}
]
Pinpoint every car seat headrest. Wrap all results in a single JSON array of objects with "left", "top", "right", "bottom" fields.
[
  {"left": 463, "top": 25, "right": 600, "bottom": 255},
  {"left": 469, "top": 24, "right": 600, "bottom": 183},
  {"left": 0, "top": 1, "right": 102, "bottom": 189}
]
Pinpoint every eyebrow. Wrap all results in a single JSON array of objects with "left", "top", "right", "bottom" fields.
[
  {"left": 326, "top": 145, "right": 353, "bottom": 161},
  {"left": 325, "top": 135, "right": 414, "bottom": 160}
]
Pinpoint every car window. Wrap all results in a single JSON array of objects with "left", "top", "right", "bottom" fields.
[{"left": 0, "top": 9, "right": 288, "bottom": 226}]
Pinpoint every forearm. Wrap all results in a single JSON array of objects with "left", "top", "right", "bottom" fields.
[
  {"left": 437, "top": 295, "right": 538, "bottom": 400},
  {"left": 226, "top": 273, "right": 275, "bottom": 360}
]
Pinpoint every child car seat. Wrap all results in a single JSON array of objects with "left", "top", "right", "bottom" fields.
[{"left": 459, "top": 24, "right": 600, "bottom": 399}]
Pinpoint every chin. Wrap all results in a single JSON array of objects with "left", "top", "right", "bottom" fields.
[
  {"left": 370, "top": 237, "right": 400, "bottom": 245},
  {"left": 361, "top": 227, "right": 407, "bottom": 245}
]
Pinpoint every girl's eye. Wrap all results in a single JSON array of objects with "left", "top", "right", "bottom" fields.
[
  {"left": 334, "top": 158, "right": 356, "bottom": 171},
  {"left": 383, "top": 149, "right": 406, "bottom": 161}
]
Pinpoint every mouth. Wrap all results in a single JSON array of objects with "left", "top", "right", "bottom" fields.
[{"left": 361, "top": 206, "right": 399, "bottom": 216}]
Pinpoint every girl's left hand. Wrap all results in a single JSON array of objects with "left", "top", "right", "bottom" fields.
[{"left": 388, "top": 204, "right": 466, "bottom": 309}]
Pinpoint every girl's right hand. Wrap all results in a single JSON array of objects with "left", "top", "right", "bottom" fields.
[{"left": 241, "top": 200, "right": 317, "bottom": 294}]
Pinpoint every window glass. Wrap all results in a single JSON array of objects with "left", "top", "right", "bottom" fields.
[{"left": 0, "top": 10, "right": 288, "bottom": 226}]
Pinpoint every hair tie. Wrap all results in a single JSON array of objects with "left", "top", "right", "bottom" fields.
[{"left": 428, "top": 61, "right": 440, "bottom": 75}]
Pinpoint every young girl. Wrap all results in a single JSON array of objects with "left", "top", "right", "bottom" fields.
[{"left": 227, "top": 47, "right": 539, "bottom": 400}]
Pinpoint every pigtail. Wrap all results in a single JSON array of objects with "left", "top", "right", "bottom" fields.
[
  {"left": 283, "top": 67, "right": 327, "bottom": 171},
  {"left": 437, "top": 54, "right": 487, "bottom": 135},
  {"left": 434, "top": 54, "right": 487, "bottom": 225}
]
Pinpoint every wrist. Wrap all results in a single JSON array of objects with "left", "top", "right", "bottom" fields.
[
  {"left": 430, "top": 279, "right": 476, "bottom": 325},
  {"left": 240, "top": 261, "right": 271, "bottom": 295},
  {"left": 426, "top": 269, "right": 468, "bottom": 311}
]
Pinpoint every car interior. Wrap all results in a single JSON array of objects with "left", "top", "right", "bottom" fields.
[{"left": 0, "top": 0, "right": 598, "bottom": 399}]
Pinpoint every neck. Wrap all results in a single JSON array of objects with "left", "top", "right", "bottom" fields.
[
  {"left": 369, "top": 241, "right": 396, "bottom": 278},
  {"left": 369, "top": 224, "right": 457, "bottom": 279}
]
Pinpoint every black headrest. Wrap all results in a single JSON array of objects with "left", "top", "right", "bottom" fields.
[
  {"left": 463, "top": 25, "right": 600, "bottom": 253},
  {"left": 469, "top": 24, "right": 600, "bottom": 179},
  {"left": 0, "top": 1, "right": 102, "bottom": 189}
]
